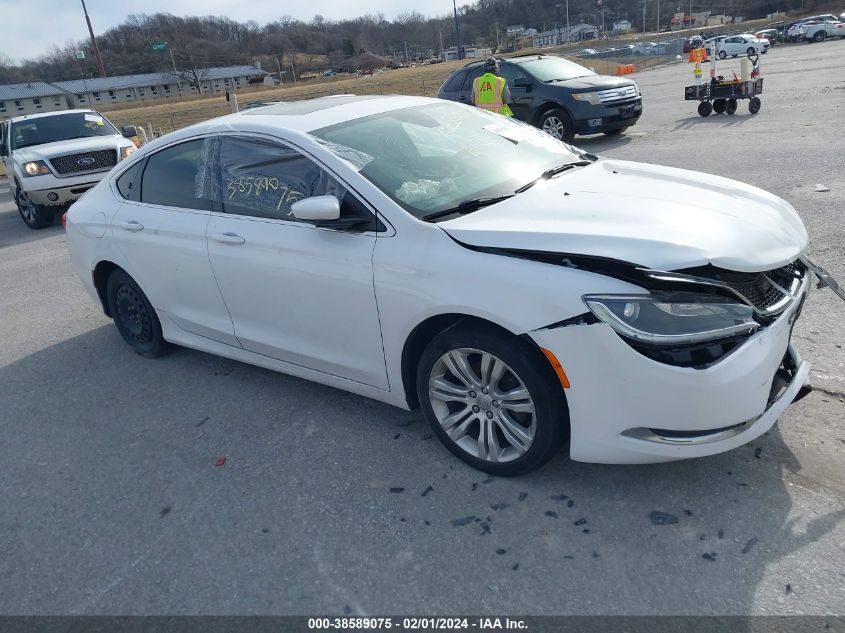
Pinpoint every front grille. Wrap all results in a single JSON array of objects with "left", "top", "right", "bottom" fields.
[
  {"left": 596, "top": 85, "right": 639, "bottom": 104},
  {"left": 49, "top": 150, "right": 117, "bottom": 176},
  {"left": 720, "top": 261, "right": 804, "bottom": 313}
]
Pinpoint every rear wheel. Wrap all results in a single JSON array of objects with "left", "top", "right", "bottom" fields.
[
  {"left": 15, "top": 187, "right": 54, "bottom": 229},
  {"left": 417, "top": 323, "right": 568, "bottom": 476},
  {"left": 713, "top": 99, "right": 727, "bottom": 114},
  {"left": 748, "top": 97, "right": 762, "bottom": 114},
  {"left": 812, "top": 31, "right": 825, "bottom": 42},
  {"left": 725, "top": 98, "right": 738, "bottom": 115},
  {"left": 106, "top": 269, "right": 169, "bottom": 358},
  {"left": 698, "top": 101, "right": 713, "bottom": 117},
  {"left": 539, "top": 108, "right": 575, "bottom": 143},
  {"left": 718, "top": 50, "right": 727, "bottom": 59}
]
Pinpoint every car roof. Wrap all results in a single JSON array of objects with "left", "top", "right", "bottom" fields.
[
  {"left": 161, "top": 95, "right": 439, "bottom": 141},
  {"left": 8, "top": 108, "right": 100, "bottom": 123}
]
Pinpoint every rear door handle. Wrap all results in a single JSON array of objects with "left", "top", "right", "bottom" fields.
[
  {"left": 118, "top": 220, "right": 144, "bottom": 232},
  {"left": 211, "top": 232, "right": 246, "bottom": 245}
]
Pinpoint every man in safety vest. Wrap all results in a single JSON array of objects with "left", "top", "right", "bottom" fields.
[{"left": 471, "top": 57, "right": 514, "bottom": 117}]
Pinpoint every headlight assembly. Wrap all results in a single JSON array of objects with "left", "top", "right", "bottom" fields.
[
  {"left": 23, "top": 160, "right": 51, "bottom": 177},
  {"left": 572, "top": 91, "right": 602, "bottom": 105},
  {"left": 583, "top": 293, "right": 759, "bottom": 345}
]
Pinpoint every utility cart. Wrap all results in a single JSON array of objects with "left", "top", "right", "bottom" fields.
[{"left": 685, "top": 48, "right": 764, "bottom": 117}]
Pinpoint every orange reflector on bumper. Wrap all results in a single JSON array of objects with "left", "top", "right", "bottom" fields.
[{"left": 541, "top": 348, "right": 571, "bottom": 389}]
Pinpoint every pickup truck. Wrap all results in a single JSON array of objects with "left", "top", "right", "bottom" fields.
[
  {"left": 0, "top": 109, "right": 137, "bottom": 229},
  {"left": 796, "top": 18, "right": 845, "bottom": 41}
]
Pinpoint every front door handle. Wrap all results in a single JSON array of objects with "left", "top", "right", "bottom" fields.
[
  {"left": 211, "top": 232, "right": 246, "bottom": 245},
  {"left": 118, "top": 220, "right": 144, "bottom": 232}
]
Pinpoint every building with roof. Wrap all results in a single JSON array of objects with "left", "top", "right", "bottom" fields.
[
  {"left": 0, "top": 66, "right": 267, "bottom": 118},
  {"left": 0, "top": 82, "right": 70, "bottom": 117}
]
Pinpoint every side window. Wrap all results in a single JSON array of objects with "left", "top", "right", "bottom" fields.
[
  {"left": 140, "top": 139, "right": 211, "bottom": 210},
  {"left": 443, "top": 71, "right": 467, "bottom": 92},
  {"left": 195, "top": 135, "right": 346, "bottom": 222},
  {"left": 498, "top": 64, "right": 522, "bottom": 86},
  {"left": 461, "top": 68, "right": 484, "bottom": 91},
  {"left": 116, "top": 160, "right": 144, "bottom": 200}
]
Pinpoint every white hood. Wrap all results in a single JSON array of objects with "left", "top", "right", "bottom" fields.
[
  {"left": 440, "top": 159, "right": 808, "bottom": 273},
  {"left": 14, "top": 135, "right": 129, "bottom": 162}
]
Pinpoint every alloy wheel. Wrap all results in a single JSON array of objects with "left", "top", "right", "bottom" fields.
[
  {"left": 428, "top": 348, "right": 536, "bottom": 463},
  {"left": 542, "top": 116, "right": 566, "bottom": 140},
  {"left": 18, "top": 191, "right": 36, "bottom": 224}
]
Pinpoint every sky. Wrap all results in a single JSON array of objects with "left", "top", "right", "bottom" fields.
[{"left": 1, "top": 0, "right": 445, "bottom": 62}]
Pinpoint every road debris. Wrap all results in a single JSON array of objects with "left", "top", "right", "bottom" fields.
[
  {"left": 742, "top": 537, "right": 758, "bottom": 554},
  {"left": 545, "top": 510, "right": 559, "bottom": 519},
  {"left": 421, "top": 486, "right": 433, "bottom": 497},
  {"left": 389, "top": 487, "right": 404, "bottom": 493},
  {"left": 214, "top": 456, "right": 227, "bottom": 468},
  {"left": 451, "top": 516, "right": 479, "bottom": 526},
  {"left": 701, "top": 552, "right": 717, "bottom": 561},
  {"left": 814, "top": 184, "right": 830, "bottom": 192},
  {"left": 649, "top": 511, "right": 679, "bottom": 526}
]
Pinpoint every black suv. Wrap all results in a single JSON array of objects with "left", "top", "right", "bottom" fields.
[{"left": 437, "top": 54, "right": 642, "bottom": 142}]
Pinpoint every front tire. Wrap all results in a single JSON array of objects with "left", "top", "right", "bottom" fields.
[
  {"left": 106, "top": 269, "right": 169, "bottom": 358},
  {"left": 416, "top": 323, "right": 569, "bottom": 476},
  {"left": 15, "top": 187, "right": 54, "bottom": 229},
  {"left": 538, "top": 108, "right": 575, "bottom": 143}
]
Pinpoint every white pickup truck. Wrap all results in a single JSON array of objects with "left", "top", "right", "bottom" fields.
[
  {"left": 0, "top": 109, "right": 137, "bottom": 229},
  {"left": 796, "top": 18, "right": 845, "bottom": 41}
]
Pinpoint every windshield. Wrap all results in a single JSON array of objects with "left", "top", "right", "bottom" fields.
[
  {"left": 311, "top": 102, "right": 582, "bottom": 219},
  {"left": 10, "top": 112, "right": 119, "bottom": 150},
  {"left": 517, "top": 57, "right": 596, "bottom": 82}
]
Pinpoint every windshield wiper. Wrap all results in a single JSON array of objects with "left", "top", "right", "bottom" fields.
[
  {"left": 515, "top": 160, "right": 592, "bottom": 193},
  {"left": 422, "top": 194, "right": 515, "bottom": 222}
]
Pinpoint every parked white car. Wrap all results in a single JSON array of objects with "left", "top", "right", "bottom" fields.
[
  {"left": 706, "top": 34, "right": 769, "bottom": 58},
  {"left": 796, "top": 18, "right": 845, "bottom": 41},
  {"left": 0, "top": 109, "right": 137, "bottom": 228},
  {"left": 67, "top": 95, "right": 824, "bottom": 475}
]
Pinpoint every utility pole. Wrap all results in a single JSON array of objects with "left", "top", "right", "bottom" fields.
[
  {"left": 80, "top": 0, "right": 106, "bottom": 78},
  {"left": 439, "top": 31, "right": 445, "bottom": 60},
  {"left": 566, "top": 0, "right": 571, "bottom": 39},
  {"left": 641, "top": 0, "right": 647, "bottom": 38},
  {"left": 453, "top": 0, "right": 462, "bottom": 60},
  {"left": 167, "top": 46, "right": 183, "bottom": 96},
  {"left": 275, "top": 55, "right": 283, "bottom": 84}
]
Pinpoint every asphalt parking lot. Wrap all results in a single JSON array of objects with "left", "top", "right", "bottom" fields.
[{"left": 1, "top": 40, "right": 843, "bottom": 616}]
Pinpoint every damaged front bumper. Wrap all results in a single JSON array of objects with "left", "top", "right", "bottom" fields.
[{"left": 529, "top": 269, "right": 812, "bottom": 464}]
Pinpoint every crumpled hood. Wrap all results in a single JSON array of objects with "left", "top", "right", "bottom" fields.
[
  {"left": 439, "top": 159, "right": 809, "bottom": 273},
  {"left": 13, "top": 135, "right": 128, "bottom": 162}
]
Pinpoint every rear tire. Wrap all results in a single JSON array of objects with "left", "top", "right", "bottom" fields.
[
  {"left": 725, "top": 98, "right": 738, "bottom": 115},
  {"left": 416, "top": 323, "right": 569, "bottom": 476},
  {"left": 748, "top": 97, "right": 762, "bottom": 114},
  {"left": 812, "top": 31, "right": 825, "bottom": 42},
  {"left": 713, "top": 99, "right": 726, "bottom": 114},
  {"left": 106, "top": 269, "right": 169, "bottom": 358},
  {"left": 698, "top": 101, "right": 713, "bottom": 117},
  {"left": 718, "top": 50, "right": 727, "bottom": 59},
  {"left": 15, "top": 187, "right": 54, "bottom": 229},
  {"left": 538, "top": 108, "right": 575, "bottom": 143}
]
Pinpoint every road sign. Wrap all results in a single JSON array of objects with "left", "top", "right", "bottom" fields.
[
  {"left": 75, "top": 51, "right": 85, "bottom": 59},
  {"left": 151, "top": 42, "right": 168, "bottom": 52}
]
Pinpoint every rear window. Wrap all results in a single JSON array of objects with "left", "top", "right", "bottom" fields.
[
  {"left": 140, "top": 139, "right": 212, "bottom": 211},
  {"left": 443, "top": 71, "right": 466, "bottom": 92}
]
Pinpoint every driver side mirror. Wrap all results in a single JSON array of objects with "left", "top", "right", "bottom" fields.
[
  {"left": 291, "top": 195, "right": 340, "bottom": 222},
  {"left": 513, "top": 77, "right": 532, "bottom": 89},
  {"left": 121, "top": 125, "right": 137, "bottom": 139}
]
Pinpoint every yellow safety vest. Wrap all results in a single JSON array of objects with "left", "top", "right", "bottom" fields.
[{"left": 473, "top": 73, "right": 513, "bottom": 117}]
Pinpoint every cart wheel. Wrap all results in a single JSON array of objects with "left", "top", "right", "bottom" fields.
[
  {"left": 697, "top": 101, "right": 713, "bottom": 117},
  {"left": 713, "top": 99, "right": 727, "bottom": 114},
  {"left": 725, "top": 98, "right": 738, "bottom": 115},
  {"left": 749, "top": 97, "right": 761, "bottom": 114}
]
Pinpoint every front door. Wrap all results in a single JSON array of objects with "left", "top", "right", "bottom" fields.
[{"left": 202, "top": 135, "right": 388, "bottom": 389}]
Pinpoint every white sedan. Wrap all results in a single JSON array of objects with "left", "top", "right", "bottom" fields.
[
  {"left": 706, "top": 34, "right": 769, "bottom": 58},
  {"left": 67, "top": 95, "right": 820, "bottom": 475}
]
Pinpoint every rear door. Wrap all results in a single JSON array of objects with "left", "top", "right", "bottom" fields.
[
  {"left": 438, "top": 70, "right": 467, "bottom": 102},
  {"left": 111, "top": 138, "right": 238, "bottom": 346},
  {"left": 458, "top": 67, "right": 484, "bottom": 105}
]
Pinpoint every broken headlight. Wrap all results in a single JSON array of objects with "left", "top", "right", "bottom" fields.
[{"left": 582, "top": 293, "right": 759, "bottom": 345}]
